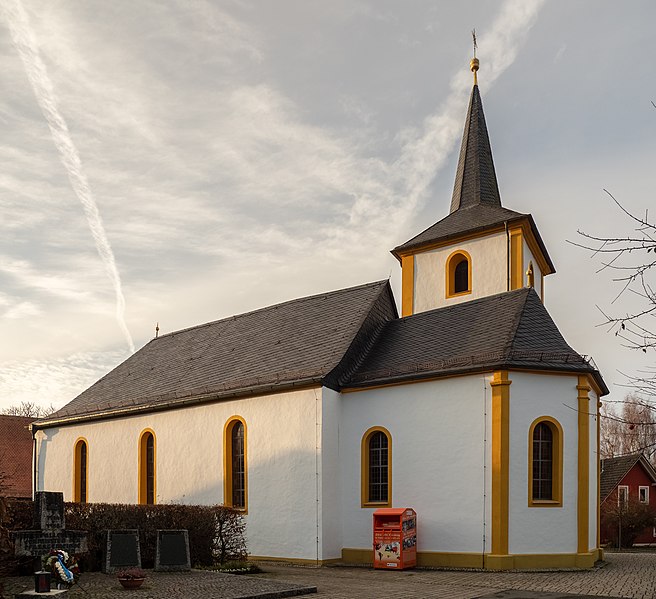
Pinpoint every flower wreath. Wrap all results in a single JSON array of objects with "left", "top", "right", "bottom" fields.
[{"left": 42, "top": 549, "right": 80, "bottom": 586}]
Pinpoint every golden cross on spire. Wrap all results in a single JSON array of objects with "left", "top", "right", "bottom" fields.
[{"left": 470, "top": 29, "right": 480, "bottom": 85}]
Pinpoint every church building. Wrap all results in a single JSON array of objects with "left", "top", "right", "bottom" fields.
[{"left": 34, "top": 57, "right": 607, "bottom": 570}]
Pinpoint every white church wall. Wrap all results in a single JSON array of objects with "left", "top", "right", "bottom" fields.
[
  {"left": 320, "top": 387, "right": 342, "bottom": 560},
  {"left": 339, "top": 375, "right": 490, "bottom": 554},
  {"left": 507, "top": 372, "right": 579, "bottom": 554},
  {"left": 413, "top": 231, "right": 508, "bottom": 313},
  {"left": 37, "top": 387, "right": 324, "bottom": 561}
]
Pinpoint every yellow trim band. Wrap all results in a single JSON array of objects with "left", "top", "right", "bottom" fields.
[
  {"left": 577, "top": 376, "right": 591, "bottom": 554},
  {"left": 72, "top": 437, "right": 89, "bottom": 503},
  {"left": 490, "top": 371, "right": 510, "bottom": 555},
  {"left": 341, "top": 548, "right": 601, "bottom": 570},
  {"left": 138, "top": 428, "right": 157, "bottom": 505},
  {"left": 401, "top": 255, "right": 414, "bottom": 317},
  {"left": 223, "top": 416, "right": 248, "bottom": 513},
  {"left": 445, "top": 249, "right": 473, "bottom": 299},
  {"left": 527, "top": 416, "right": 563, "bottom": 507},
  {"left": 510, "top": 230, "right": 523, "bottom": 290},
  {"left": 361, "top": 426, "right": 392, "bottom": 508}
]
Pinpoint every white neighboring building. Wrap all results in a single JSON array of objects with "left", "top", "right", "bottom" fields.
[{"left": 34, "top": 69, "right": 607, "bottom": 570}]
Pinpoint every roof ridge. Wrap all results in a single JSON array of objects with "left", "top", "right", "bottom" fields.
[
  {"left": 503, "top": 287, "right": 533, "bottom": 357},
  {"left": 155, "top": 279, "right": 388, "bottom": 340}
]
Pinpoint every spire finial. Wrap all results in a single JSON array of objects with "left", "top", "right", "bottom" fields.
[
  {"left": 470, "top": 29, "right": 479, "bottom": 85},
  {"left": 155, "top": 322, "right": 159, "bottom": 338}
]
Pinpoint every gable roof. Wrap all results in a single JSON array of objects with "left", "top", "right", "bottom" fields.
[
  {"left": 0, "top": 415, "right": 33, "bottom": 498},
  {"left": 36, "top": 280, "right": 397, "bottom": 427},
  {"left": 346, "top": 287, "right": 607, "bottom": 393},
  {"left": 600, "top": 454, "right": 656, "bottom": 502}
]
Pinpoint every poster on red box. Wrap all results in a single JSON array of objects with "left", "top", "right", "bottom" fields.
[
  {"left": 372, "top": 508, "right": 417, "bottom": 570},
  {"left": 374, "top": 530, "right": 401, "bottom": 567}
]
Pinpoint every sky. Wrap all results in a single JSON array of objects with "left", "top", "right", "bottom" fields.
[{"left": 0, "top": 0, "right": 654, "bottom": 413}]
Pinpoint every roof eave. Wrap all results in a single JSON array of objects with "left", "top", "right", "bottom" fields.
[{"left": 33, "top": 376, "right": 325, "bottom": 430}]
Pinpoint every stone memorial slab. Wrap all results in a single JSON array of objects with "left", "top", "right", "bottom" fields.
[
  {"left": 104, "top": 530, "right": 141, "bottom": 573},
  {"left": 155, "top": 529, "right": 190, "bottom": 572}
]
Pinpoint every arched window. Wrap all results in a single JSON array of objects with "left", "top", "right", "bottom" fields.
[
  {"left": 446, "top": 250, "right": 472, "bottom": 298},
  {"left": 361, "top": 426, "right": 392, "bottom": 507},
  {"left": 224, "top": 417, "right": 247, "bottom": 511},
  {"left": 73, "top": 438, "right": 88, "bottom": 503},
  {"left": 528, "top": 417, "right": 563, "bottom": 506},
  {"left": 138, "top": 430, "right": 156, "bottom": 505}
]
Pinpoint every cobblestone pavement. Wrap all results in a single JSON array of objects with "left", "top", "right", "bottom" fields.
[
  {"left": 254, "top": 553, "right": 654, "bottom": 599},
  {"left": 1, "top": 570, "right": 316, "bottom": 599},
  {"left": 2, "top": 552, "right": 655, "bottom": 599}
]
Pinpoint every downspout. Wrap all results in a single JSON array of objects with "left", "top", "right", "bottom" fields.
[
  {"left": 505, "top": 221, "right": 510, "bottom": 291},
  {"left": 31, "top": 424, "right": 37, "bottom": 498},
  {"left": 314, "top": 388, "right": 320, "bottom": 565}
]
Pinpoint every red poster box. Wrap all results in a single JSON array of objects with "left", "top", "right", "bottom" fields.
[{"left": 373, "top": 508, "right": 416, "bottom": 570}]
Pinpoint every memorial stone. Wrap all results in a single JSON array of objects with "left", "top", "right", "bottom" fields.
[
  {"left": 155, "top": 529, "right": 190, "bottom": 572},
  {"left": 104, "top": 530, "right": 141, "bottom": 573}
]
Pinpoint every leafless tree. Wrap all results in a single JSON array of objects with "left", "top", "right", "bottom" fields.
[
  {"left": 601, "top": 395, "right": 656, "bottom": 464},
  {"left": 574, "top": 190, "right": 656, "bottom": 356},
  {"left": 1, "top": 401, "right": 55, "bottom": 418}
]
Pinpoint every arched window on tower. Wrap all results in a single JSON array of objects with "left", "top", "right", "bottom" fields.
[
  {"left": 361, "top": 427, "right": 392, "bottom": 507},
  {"left": 528, "top": 417, "right": 563, "bottom": 506},
  {"left": 138, "top": 430, "right": 156, "bottom": 505},
  {"left": 73, "top": 438, "right": 88, "bottom": 503},
  {"left": 224, "top": 417, "right": 247, "bottom": 510},
  {"left": 446, "top": 250, "right": 472, "bottom": 298}
]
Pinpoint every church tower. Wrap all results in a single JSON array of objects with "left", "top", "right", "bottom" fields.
[{"left": 392, "top": 56, "right": 555, "bottom": 317}]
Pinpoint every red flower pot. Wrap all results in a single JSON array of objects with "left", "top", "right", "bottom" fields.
[{"left": 118, "top": 577, "right": 145, "bottom": 589}]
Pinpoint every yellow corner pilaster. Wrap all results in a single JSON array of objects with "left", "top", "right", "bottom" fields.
[
  {"left": 510, "top": 229, "right": 523, "bottom": 290},
  {"left": 577, "top": 375, "right": 591, "bottom": 555},
  {"left": 401, "top": 254, "right": 414, "bottom": 317},
  {"left": 491, "top": 371, "right": 511, "bottom": 556}
]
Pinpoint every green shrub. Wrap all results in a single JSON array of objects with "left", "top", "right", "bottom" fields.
[
  {"left": 64, "top": 502, "right": 247, "bottom": 570},
  {"left": 0, "top": 499, "right": 247, "bottom": 574}
]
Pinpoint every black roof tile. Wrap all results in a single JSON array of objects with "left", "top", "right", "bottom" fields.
[
  {"left": 346, "top": 288, "right": 606, "bottom": 391},
  {"left": 39, "top": 280, "right": 396, "bottom": 424}
]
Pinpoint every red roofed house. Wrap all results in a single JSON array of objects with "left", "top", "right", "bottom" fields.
[
  {"left": 0, "top": 415, "right": 33, "bottom": 499},
  {"left": 600, "top": 454, "right": 656, "bottom": 547}
]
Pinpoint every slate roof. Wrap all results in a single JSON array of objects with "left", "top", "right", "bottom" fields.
[
  {"left": 37, "top": 280, "right": 397, "bottom": 426},
  {"left": 450, "top": 84, "right": 502, "bottom": 213},
  {"left": 600, "top": 454, "right": 656, "bottom": 502},
  {"left": 0, "top": 415, "right": 33, "bottom": 498},
  {"left": 346, "top": 287, "right": 606, "bottom": 392}
]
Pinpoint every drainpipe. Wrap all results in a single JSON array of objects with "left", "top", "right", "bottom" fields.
[
  {"left": 31, "top": 424, "right": 37, "bottom": 498},
  {"left": 505, "top": 221, "right": 510, "bottom": 291}
]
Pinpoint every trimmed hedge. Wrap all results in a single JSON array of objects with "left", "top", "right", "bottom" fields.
[
  {"left": 0, "top": 499, "right": 247, "bottom": 574},
  {"left": 0, "top": 497, "right": 34, "bottom": 576}
]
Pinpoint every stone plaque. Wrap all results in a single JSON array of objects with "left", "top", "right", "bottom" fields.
[
  {"left": 155, "top": 529, "right": 190, "bottom": 571},
  {"left": 34, "top": 491, "right": 65, "bottom": 530},
  {"left": 104, "top": 530, "right": 141, "bottom": 573}
]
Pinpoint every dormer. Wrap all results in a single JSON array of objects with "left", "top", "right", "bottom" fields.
[{"left": 392, "top": 65, "right": 555, "bottom": 317}]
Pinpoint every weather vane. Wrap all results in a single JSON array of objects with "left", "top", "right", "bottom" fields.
[{"left": 470, "top": 29, "right": 480, "bottom": 85}]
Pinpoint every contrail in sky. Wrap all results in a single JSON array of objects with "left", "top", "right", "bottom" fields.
[{"left": 2, "top": 0, "right": 135, "bottom": 353}]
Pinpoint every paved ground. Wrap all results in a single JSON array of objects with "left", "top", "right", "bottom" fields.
[{"left": 2, "top": 552, "right": 655, "bottom": 599}]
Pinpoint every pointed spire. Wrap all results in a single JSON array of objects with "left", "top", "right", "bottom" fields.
[{"left": 449, "top": 57, "right": 502, "bottom": 214}]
